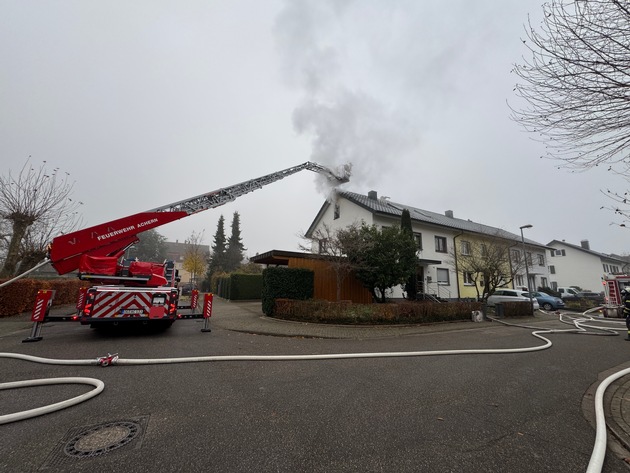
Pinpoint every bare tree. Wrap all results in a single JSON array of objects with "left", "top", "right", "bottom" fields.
[
  {"left": 17, "top": 210, "right": 83, "bottom": 273},
  {"left": 300, "top": 223, "right": 355, "bottom": 301},
  {"left": 182, "top": 230, "right": 208, "bottom": 287},
  {"left": 449, "top": 234, "right": 528, "bottom": 302},
  {"left": 512, "top": 0, "right": 630, "bottom": 169},
  {"left": 0, "top": 219, "right": 10, "bottom": 263},
  {"left": 0, "top": 160, "right": 82, "bottom": 277}
]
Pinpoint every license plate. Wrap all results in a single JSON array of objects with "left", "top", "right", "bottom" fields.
[{"left": 121, "top": 309, "right": 145, "bottom": 315}]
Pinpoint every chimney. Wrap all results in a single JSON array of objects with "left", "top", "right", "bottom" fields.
[
  {"left": 368, "top": 190, "right": 378, "bottom": 200},
  {"left": 445, "top": 210, "right": 454, "bottom": 218},
  {"left": 580, "top": 239, "right": 590, "bottom": 250}
]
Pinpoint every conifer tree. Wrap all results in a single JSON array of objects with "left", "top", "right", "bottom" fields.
[
  {"left": 207, "top": 215, "right": 227, "bottom": 278},
  {"left": 225, "top": 211, "right": 245, "bottom": 272},
  {"left": 400, "top": 208, "right": 418, "bottom": 300}
]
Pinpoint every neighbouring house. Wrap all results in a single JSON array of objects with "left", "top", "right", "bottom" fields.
[
  {"left": 305, "top": 190, "right": 551, "bottom": 301},
  {"left": 547, "top": 239, "right": 627, "bottom": 292},
  {"left": 164, "top": 240, "right": 210, "bottom": 285}
]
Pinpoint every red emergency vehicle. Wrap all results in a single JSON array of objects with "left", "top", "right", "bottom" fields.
[{"left": 41, "top": 162, "right": 349, "bottom": 328}]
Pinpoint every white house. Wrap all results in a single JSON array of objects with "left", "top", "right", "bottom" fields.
[
  {"left": 547, "top": 239, "right": 627, "bottom": 292},
  {"left": 306, "top": 190, "right": 551, "bottom": 300}
]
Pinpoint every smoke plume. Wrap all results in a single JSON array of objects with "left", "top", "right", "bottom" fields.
[{"left": 274, "top": 0, "right": 421, "bottom": 198}]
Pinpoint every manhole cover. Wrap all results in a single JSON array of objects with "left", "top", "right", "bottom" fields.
[
  {"left": 39, "top": 416, "right": 149, "bottom": 470},
  {"left": 64, "top": 421, "right": 140, "bottom": 458}
]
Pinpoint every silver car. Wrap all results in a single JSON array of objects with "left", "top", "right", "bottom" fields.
[{"left": 487, "top": 289, "right": 540, "bottom": 310}]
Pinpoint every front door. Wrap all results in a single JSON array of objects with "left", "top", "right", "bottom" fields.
[{"left": 416, "top": 266, "right": 424, "bottom": 295}]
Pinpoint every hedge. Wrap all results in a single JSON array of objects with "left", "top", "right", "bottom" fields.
[
  {"left": 212, "top": 273, "right": 263, "bottom": 300},
  {"left": 500, "top": 301, "right": 534, "bottom": 317},
  {"left": 273, "top": 299, "right": 483, "bottom": 325},
  {"left": 262, "top": 267, "right": 314, "bottom": 316},
  {"left": 0, "top": 278, "right": 91, "bottom": 317}
]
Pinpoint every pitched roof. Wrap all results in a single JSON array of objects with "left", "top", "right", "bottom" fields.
[
  {"left": 548, "top": 239, "right": 626, "bottom": 263},
  {"left": 309, "top": 190, "right": 548, "bottom": 249}
]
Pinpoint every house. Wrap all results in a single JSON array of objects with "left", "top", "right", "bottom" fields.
[
  {"left": 547, "top": 239, "right": 627, "bottom": 292},
  {"left": 164, "top": 240, "right": 210, "bottom": 285},
  {"left": 306, "top": 190, "right": 551, "bottom": 300}
]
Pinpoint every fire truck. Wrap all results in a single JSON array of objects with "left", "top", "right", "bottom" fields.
[
  {"left": 42, "top": 162, "right": 350, "bottom": 328},
  {"left": 601, "top": 275, "right": 630, "bottom": 318}
]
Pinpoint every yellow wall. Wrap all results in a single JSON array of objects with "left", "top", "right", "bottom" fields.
[{"left": 453, "top": 234, "right": 513, "bottom": 300}]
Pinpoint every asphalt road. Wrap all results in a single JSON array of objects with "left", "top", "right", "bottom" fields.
[{"left": 2, "top": 304, "right": 630, "bottom": 472}]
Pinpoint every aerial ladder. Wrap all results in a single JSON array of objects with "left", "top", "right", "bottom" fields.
[
  {"left": 49, "top": 161, "right": 350, "bottom": 275},
  {"left": 23, "top": 161, "right": 350, "bottom": 337}
]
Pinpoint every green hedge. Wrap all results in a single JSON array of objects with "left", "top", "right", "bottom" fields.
[
  {"left": 0, "top": 278, "right": 91, "bottom": 317},
  {"left": 262, "top": 267, "right": 314, "bottom": 315},
  {"left": 215, "top": 275, "right": 231, "bottom": 299},
  {"left": 500, "top": 301, "right": 533, "bottom": 317},
  {"left": 273, "top": 299, "right": 483, "bottom": 324},
  {"left": 212, "top": 273, "right": 263, "bottom": 300}
]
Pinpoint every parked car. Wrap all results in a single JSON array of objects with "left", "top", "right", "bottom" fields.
[
  {"left": 530, "top": 291, "right": 565, "bottom": 311},
  {"left": 486, "top": 289, "right": 540, "bottom": 310},
  {"left": 557, "top": 287, "right": 580, "bottom": 299},
  {"left": 179, "top": 283, "right": 194, "bottom": 296},
  {"left": 569, "top": 291, "right": 605, "bottom": 305}
]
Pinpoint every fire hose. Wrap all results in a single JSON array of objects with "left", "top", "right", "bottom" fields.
[{"left": 0, "top": 309, "right": 627, "bottom": 473}]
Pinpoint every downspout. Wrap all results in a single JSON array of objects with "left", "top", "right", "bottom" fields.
[{"left": 453, "top": 231, "right": 464, "bottom": 301}]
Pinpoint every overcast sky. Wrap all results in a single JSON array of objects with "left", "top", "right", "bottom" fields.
[{"left": 2, "top": 0, "right": 628, "bottom": 259}]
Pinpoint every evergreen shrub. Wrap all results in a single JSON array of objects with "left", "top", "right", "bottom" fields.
[
  {"left": 262, "top": 267, "right": 314, "bottom": 315},
  {"left": 502, "top": 301, "right": 533, "bottom": 317},
  {"left": 229, "top": 274, "right": 263, "bottom": 300}
]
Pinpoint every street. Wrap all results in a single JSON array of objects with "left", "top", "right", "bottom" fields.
[{"left": 2, "top": 304, "right": 630, "bottom": 472}]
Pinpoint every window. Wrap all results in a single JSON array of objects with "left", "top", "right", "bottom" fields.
[
  {"left": 511, "top": 249, "right": 521, "bottom": 262},
  {"left": 461, "top": 241, "right": 471, "bottom": 255},
  {"left": 414, "top": 233, "right": 423, "bottom": 250},
  {"left": 463, "top": 272, "right": 475, "bottom": 285},
  {"left": 526, "top": 252, "right": 532, "bottom": 266},
  {"left": 515, "top": 275, "right": 524, "bottom": 287},
  {"left": 549, "top": 265, "right": 556, "bottom": 274},
  {"left": 435, "top": 236, "right": 447, "bottom": 253},
  {"left": 481, "top": 244, "right": 488, "bottom": 257},
  {"left": 333, "top": 204, "right": 340, "bottom": 220},
  {"left": 555, "top": 249, "right": 566, "bottom": 256},
  {"left": 603, "top": 264, "right": 609, "bottom": 273},
  {"left": 436, "top": 268, "right": 450, "bottom": 285},
  {"left": 541, "top": 277, "right": 548, "bottom": 287},
  {"left": 537, "top": 254, "right": 545, "bottom": 266},
  {"left": 318, "top": 239, "right": 328, "bottom": 254},
  {"left": 612, "top": 265, "right": 620, "bottom": 273}
]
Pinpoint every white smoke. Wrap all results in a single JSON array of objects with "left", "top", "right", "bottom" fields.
[{"left": 274, "top": 0, "right": 421, "bottom": 196}]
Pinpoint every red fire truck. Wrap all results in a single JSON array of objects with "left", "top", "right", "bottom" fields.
[
  {"left": 602, "top": 275, "right": 630, "bottom": 318},
  {"left": 41, "top": 162, "right": 349, "bottom": 328}
]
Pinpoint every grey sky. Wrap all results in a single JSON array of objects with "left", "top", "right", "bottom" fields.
[{"left": 1, "top": 0, "right": 627, "bottom": 260}]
